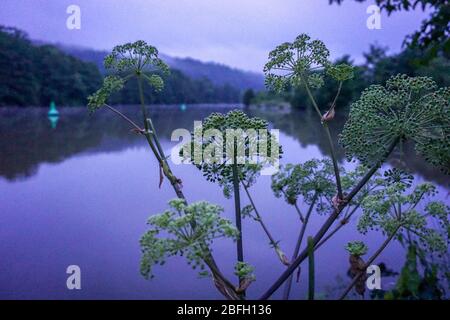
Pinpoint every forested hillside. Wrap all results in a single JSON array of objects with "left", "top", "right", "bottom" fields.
[
  {"left": 59, "top": 44, "right": 265, "bottom": 90},
  {"left": 0, "top": 26, "right": 102, "bottom": 106},
  {"left": 0, "top": 26, "right": 242, "bottom": 106}
]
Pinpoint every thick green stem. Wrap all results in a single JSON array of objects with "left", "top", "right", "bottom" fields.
[
  {"left": 293, "top": 202, "right": 305, "bottom": 223},
  {"left": 146, "top": 118, "right": 166, "bottom": 160},
  {"left": 259, "top": 138, "right": 399, "bottom": 300},
  {"left": 283, "top": 193, "right": 317, "bottom": 299},
  {"left": 330, "top": 81, "right": 343, "bottom": 111},
  {"left": 302, "top": 80, "right": 343, "bottom": 199},
  {"left": 136, "top": 75, "right": 184, "bottom": 200},
  {"left": 137, "top": 75, "right": 149, "bottom": 130},
  {"left": 232, "top": 159, "right": 244, "bottom": 289},
  {"left": 307, "top": 236, "right": 315, "bottom": 300},
  {"left": 203, "top": 253, "right": 241, "bottom": 300},
  {"left": 324, "top": 125, "right": 343, "bottom": 199},
  {"left": 136, "top": 75, "right": 163, "bottom": 164}
]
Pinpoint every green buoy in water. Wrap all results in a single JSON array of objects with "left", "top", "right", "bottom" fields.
[
  {"left": 48, "top": 101, "right": 59, "bottom": 129},
  {"left": 48, "top": 101, "right": 59, "bottom": 116}
]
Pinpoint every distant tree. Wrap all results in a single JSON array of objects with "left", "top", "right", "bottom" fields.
[
  {"left": 242, "top": 89, "right": 255, "bottom": 106},
  {"left": 0, "top": 26, "right": 39, "bottom": 106},
  {"left": 0, "top": 25, "right": 102, "bottom": 106},
  {"left": 363, "top": 44, "right": 450, "bottom": 87},
  {"left": 329, "top": 0, "right": 450, "bottom": 59},
  {"left": 283, "top": 45, "right": 448, "bottom": 111},
  {"left": 108, "top": 70, "right": 240, "bottom": 105}
]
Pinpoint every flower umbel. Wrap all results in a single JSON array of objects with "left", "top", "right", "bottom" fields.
[
  {"left": 340, "top": 74, "right": 450, "bottom": 172},
  {"left": 140, "top": 199, "right": 239, "bottom": 279},
  {"left": 87, "top": 40, "right": 169, "bottom": 112},
  {"left": 263, "top": 34, "right": 331, "bottom": 92},
  {"left": 358, "top": 172, "right": 449, "bottom": 253}
]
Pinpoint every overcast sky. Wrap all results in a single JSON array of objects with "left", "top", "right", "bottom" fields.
[{"left": 0, "top": 0, "right": 428, "bottom": 72}]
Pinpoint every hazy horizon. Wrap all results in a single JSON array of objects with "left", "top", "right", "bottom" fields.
[{"left": 0, "top": 0, "right": 429, "bottom": 72}]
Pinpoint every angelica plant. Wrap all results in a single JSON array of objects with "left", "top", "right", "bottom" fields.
[
  {"left": 271, "top": 160, "right": 382, "bottom": 299},
  {"left": 340, "top": 171, "right": 449, "bottom": 299},
  {"left": 88, "top": 41, "right": 240, "bottom": 299},
  {"left": 87, "top": 34, "right": 449, "bottom": 301},
  {"left": 340, "top": 74, "right": 450, "bottom": 173},
  {"left": 183, "top": 110, "right": 281, "bottom": 291},
  {"left": 140, "top": 199, "right": 239, "bottom": 279},
  {"left": 259, "top": 34, "right": 449, "bottom": 300},
  {"left": 87, "top": 41, "right": 183, "bottom": 195},
  {"left": 264, "top": 34, "right": 354, "bottom": 201}
]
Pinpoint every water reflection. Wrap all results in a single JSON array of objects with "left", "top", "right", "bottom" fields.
[
  {"left": 248, "top": 108, "right": 450, "bottom": 188},
  {"left": 0, "top": 104, "right": 448, "bottom": 299},
  {"left": 47, "top": 115, "right": 59, "bottom": 129},
  {"left": 1, "top": 105, "right": 448, "bottom": 187}
]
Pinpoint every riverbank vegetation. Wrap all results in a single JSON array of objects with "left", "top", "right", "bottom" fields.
[{"left": 249, "top": 45, "right": 449, "bottom": 110}]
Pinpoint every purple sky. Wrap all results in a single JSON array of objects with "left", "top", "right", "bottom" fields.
[{"left": 0, "top": 0, "right": 428, "bottom": 72}]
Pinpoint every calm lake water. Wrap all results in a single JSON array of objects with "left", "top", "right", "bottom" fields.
[{"left": 0, "top": 105, "right": 448, "bottom": 299}]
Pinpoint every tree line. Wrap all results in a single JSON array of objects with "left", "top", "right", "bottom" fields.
[
  {"left": 0, "top": 26, "right": 241, "bottom": 107},
  {"left": 246, "top": 44, "right": 449, "bottom": 110}
]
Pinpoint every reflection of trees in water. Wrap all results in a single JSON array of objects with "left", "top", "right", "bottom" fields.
[
  {"left": 0, "top": 108, "right": 112, "bottom": 180},
  {"left": 249, "top": 108, "right": 347, "bottom": 161},
  {"left": 1, "top": 106, "right": 448, "bottom": 188},
  {"left": 389, "top": 142, "right": 450, "bottom": 188},
  {"left": 248, "top": 109, "right": 449, "bottom": 188},
  {"left": 0, "top": 106, "right": 236, "bottom": 181}
]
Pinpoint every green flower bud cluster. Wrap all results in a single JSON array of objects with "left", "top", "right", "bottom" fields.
[
  {"left": 340, "top": 74, "right": 449, "bottom": 173},
  {"left": 422, "top": 201, "right": 450, "bottom": 252},
  {"left": 263, "top": 34, "right": 353, "bottom": 92},
  {"left": 345, "top": 241, "right": 368, "bottom": 256},
  {"left": 357, "top": 172, "right": 448, "bottom": 253},
  {"left": 326, "top": 63, "right": 354, "bottom": 82},
  {"left": 234, "top": 261, "right": 256, "bottom": 281},
  {"left": 383, "top": 168, "right": 414, "bottom": 188},
  {"left": 271, "top": 159, "right": 336, "bottom": 212},
  {"left": 87, "top": 41, "right": 169, "bottom": 112},
  {"left": 104, "top": 40, "right": 169, "bottom": 75},
  {"left": 307, "top": 73, "right": 325, "bottom": 89},
  {"left": 185, "top": 110, "right": 281, "bottom": 196},
  {"left": 140, "top": 199, "right": 239, "bottom": 279},
  {"left": 87, "top": 75, "right": 124, "bottom": 112}
]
